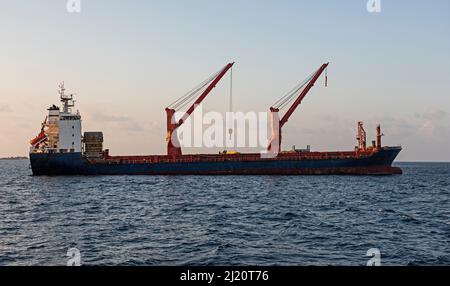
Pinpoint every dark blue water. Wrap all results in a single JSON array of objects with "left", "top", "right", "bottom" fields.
[{"left": 0, "top": 160, "right": 448, "bottom": 266}]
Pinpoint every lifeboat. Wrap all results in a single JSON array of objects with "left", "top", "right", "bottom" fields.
[{"left": 30, "top": 131, "right": 47, "bottom": 146}]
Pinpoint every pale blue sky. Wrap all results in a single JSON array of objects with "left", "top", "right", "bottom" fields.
[{"left": 0, "top": 0, "right": 449, "bottom": 161}]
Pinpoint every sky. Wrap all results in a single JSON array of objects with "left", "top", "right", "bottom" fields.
[{"left": 0, "top": 0, "right": 449, "bottom": 161}]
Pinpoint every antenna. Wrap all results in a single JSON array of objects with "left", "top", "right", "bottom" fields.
[{"left": 59, "top": 82, "right": 75, "bottom": 113}]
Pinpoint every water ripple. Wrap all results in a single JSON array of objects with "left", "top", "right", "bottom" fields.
[{"left": 0, "top": 161, "right": 449, "bottom": 265}]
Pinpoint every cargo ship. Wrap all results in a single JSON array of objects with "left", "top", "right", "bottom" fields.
[{"left": 29, "top": 63, "right": 402, "bottom": 176}]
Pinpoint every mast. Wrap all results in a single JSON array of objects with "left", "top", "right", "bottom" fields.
[{"left": 59, "top": 82, "right": 75, "bottom": 114}]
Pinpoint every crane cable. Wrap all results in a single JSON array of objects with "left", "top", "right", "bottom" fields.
[
  {"left": 170, "top": 70, "right": 220, "bottom": 111},
  {"left": 228, "top": 66, "right": 233, "bottom": 140},
  {"left": 272, "top": 71, "right": 315, "bottom": 110},
  {"left": 167, "top": 68, "right": 222, "bottom": 111}
]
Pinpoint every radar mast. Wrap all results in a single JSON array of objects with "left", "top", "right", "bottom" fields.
[{"left": 58, "top": 82, "right": 75, "bottom": 114}]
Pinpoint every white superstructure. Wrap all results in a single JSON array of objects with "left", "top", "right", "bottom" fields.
[{"left": 30, "top": 83, "right": 82, "bottom": 153}]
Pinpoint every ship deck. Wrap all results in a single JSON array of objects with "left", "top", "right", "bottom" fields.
[{"left": 93, "top": 149, "right": 395, "bottom": 165}]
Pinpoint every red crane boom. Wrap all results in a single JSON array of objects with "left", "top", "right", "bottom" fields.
[
  {"left": 268, "top": 63, "right": 329, "bottom": 153},
  {"left": 166, "top": 62, "right": 234, "bottom": 157}
]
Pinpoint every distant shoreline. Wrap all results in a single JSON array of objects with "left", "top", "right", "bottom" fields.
[{"left": 0, "top": 157, "right": 28, "bottom": 160}]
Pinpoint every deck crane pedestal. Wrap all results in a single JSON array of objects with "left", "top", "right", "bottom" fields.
[
  {"left": 165, "top": 62, "right": 234, "bottom": 157},
  {"left": 268, "top": 63, "right": 329, "bottom": 154}
]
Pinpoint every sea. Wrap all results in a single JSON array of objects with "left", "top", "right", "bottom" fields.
[{"left": 0, "top": 160, "right": 448, "bottom": 266}]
